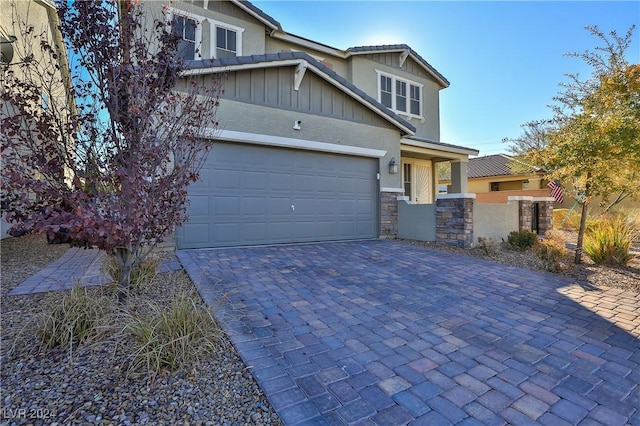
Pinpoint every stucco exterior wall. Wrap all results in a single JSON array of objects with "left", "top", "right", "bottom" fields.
[
  {"left": 349, "top": 56, "right": 441, "bottom": 142},
  {"left": 213, "top": 98, "right": 402, "bottom": 189},
  {"left": 398, "top": 200, "right": 436, "bottom": 241},
  {"left": 473, "top": 202, "right": 520, "bottom": 243},
  {"left": 264, "top": 38, "right": 349, "bottom": 76}
]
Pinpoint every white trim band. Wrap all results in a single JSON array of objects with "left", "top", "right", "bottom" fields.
[{"left": 205, "top": 129, "right": 387, "bottom": 158}]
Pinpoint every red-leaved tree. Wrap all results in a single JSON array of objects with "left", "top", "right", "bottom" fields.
[{"left": 1, "top": 0, "right": 221, "bottom": 302}]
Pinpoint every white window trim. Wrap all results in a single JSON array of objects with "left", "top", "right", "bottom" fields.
[
  {"left": 209, "top": 19, "right": 244, "bottom": 58},
  {"left": 166, "top": 8, "right": 205, "bottom": 60},
  {"left": 376, "top": 70, "right": 424, "bottom": 120}
]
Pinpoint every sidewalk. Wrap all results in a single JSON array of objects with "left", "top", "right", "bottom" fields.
[{"left": 8, "top": 247, "right": 109, "bottom": 296}]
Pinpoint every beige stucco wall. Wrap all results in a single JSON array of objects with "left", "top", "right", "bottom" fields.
[
  {"left": 213, "top": 98, "right": 403, "bottom": 189},
  {"left": 467, "top": 176, "right": 544, "bottom": 193},
  {"left": 473, "top": 201, "right": 520, "bottom": 243},
  {"left": 349, "top": 56, "right": 441, "bottom": 142}
]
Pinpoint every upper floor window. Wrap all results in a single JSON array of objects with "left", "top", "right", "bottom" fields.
[
  {"left": 216, "top": 26, "right": 236, "bottom": 58},
  {"left": 211, "top": 20, "right": 244, "bottom": 59},
  {"left": 168, "top": 9, "right": 203, "bottom": 60},
  {"left": 376, "top": 71, "right": 423, "bottom": 119}
]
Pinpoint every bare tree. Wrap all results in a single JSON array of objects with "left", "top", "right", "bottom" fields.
[{"left": 1, "top": 0, "right": 221, "bottom": 302}]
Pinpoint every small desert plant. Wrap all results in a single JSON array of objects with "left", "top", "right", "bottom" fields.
[
  {"left": 535, "top": 232, "right": 569, "bottom": 272},
  {"left": 507, "top": 230, "right": 537, "bottom": 250},
  {"left": 477, "top": 236, "right": 500, "bottom": 255},
  {"left": 105, "top": 254, "right": 159, "bottom": 292},
  {"left": 584, "top": 215, "right": 637, "bottom": 266},
  {"left": 126, "top": 290, "right": 221, "bottom": 375},
  {"left": 36, "top": 285, "right": 112, "bottom": 351}
]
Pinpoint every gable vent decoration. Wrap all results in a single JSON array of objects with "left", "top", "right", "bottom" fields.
[{"left": 399, "top": 49, "right": 410, "bottom": 67}]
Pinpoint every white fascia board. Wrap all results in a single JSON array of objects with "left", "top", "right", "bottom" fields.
[
  {"left": 204, "top": 129, "right": 387, "bottom": 158},
  {"left": 401, "top": 138, "right": 479, "bottom": 156},
  {"left": 181, "top": 59, "right": 303, "bottom": 76},
  {"left": 229, "top": 0, "right": 280, "bottom": 31},
  {"left": 183, "top": 60, "right": 415, "bottom": 136}
]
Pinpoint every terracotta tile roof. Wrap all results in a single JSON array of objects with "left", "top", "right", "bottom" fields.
[{"left": 468, "top": 154, "right": 543, "bottom": 178}]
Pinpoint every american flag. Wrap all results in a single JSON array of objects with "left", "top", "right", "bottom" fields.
[{"left": 547, "top": 180, "right": 564, "bottom": 203}]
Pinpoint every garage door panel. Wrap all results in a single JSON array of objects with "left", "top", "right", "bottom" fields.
[{"left": 177, "top": 142, "right": 378, "bottom": 249}]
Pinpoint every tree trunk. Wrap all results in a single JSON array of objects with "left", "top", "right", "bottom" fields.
[
  {"left": 115, "top": 247, "right": 134, "bottom": 304},
  {"left": 574, "top": 199, "right": 589, "bottom": 264}
]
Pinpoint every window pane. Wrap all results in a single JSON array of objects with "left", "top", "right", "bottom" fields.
[
  {"left": 410, "top": 85, "right": 420, "bottom": 115},
  {"left": 380, "top": 76, "right": 392, "bottom": 108},
  {"left": 178, "top": 40, "right": 195, "bottom": 60},
  {"left": 396, "top": 81, "right": 406, "bottom": 112},
  {"left": 184, "top": 18, "right": 196, "bottom": 42},
  {"left": 216, "top": 26, "right": 226, "bottom": 49},
  {"left": 173, "top": 16, "right": 184, "bottom": 37},
  {"left": 227, "top": 30, "right": 236, "bottom": 52},
  {"left": 381, "top": 92, "right": 392, "bottom": 108}
]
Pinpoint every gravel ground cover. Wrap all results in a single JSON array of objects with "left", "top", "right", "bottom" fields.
[
  {"left": 1, "top": 231, "right": 637, "bottom": 425},
  {"left": 402, "top": 230, "right": 640, "bottom": 293},
  {"left": 1, "top": 234, "right": 282, "bottom": 426}
]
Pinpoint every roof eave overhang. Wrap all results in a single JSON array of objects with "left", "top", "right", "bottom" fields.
[
  {"left": 401, "top": 137, "right": 479, "bottom": 156},
  {"left": 229, "top": 0, "right": 281, "bottom": 31},
  {"left": 269, "top": 31, "right": 349, "bottom": 59},
  {"left": 182, "top": 60, "right": 415, "bottom": 136}
]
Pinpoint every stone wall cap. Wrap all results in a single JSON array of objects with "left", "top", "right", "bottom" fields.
[
  {"left": 436, "top": 193, "right": 476, "bottom": 200},
  {"left": 532, "top": 197, "right": 556, "bottom": 202},
  {"left": 507, "top": 196, "right": 534, "bottom": 201}
]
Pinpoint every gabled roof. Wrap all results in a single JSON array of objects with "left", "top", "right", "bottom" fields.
[
  {"left": 183, "top": 52, "right": 417, "bottom": 136},
  {"left": 227, "top": 1, "right": 450, "bottom": 89},
  {"left": 347, "top": 44, "right": 450, "bottom": 88},
  {"left": 467, "top": 154, "right": 544, "bottom": 179},
  {"left": 231, "top": 0, "right": 281, "bottom": 31}
]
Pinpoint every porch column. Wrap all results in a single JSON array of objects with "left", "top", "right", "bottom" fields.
[
  {"left": 436, "top": 193, "right": 475, "bottom": 248},
  {"left": 450, "top": 159, "right": 468, "bottom": 194}
]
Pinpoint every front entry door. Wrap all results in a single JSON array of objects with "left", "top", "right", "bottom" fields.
[{"left": 402, "top": 160, "right": 433, "bottom": 204}]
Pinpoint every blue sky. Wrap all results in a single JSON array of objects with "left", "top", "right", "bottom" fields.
[{"left": 251, "top": 1, "right": 639, "bottom": 157}]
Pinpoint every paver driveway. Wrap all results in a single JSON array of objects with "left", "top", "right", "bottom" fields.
[{"left": 177, "top": 240, "right": 640, "bottom": 425}]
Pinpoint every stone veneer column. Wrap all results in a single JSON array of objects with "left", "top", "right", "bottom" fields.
[
  {"left": 518, "top": 198, "right": 533, "bottom": 231},
  {"left": 380, "top": 192, "right": 399, "bottom": 238},
  {"left": 534, "top": 197, "right": 555, "bottom": 235},
  {"left": 436, "top": 194, "right": 475, "bottom": 248}
]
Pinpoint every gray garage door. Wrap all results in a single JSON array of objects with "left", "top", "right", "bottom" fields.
[{"left": 177, "top": 142, "right": 379, "bottom": 249}]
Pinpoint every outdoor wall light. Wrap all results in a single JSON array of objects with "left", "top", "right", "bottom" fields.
[
  {"left": 0, "top": 35, "right": 17, "bottom": 64},
  {"left": 293, "top": 120, "right": 302, "bottom": 130},
  {"left": 389, "top": 157, "right": 398, "bottom": 174}
]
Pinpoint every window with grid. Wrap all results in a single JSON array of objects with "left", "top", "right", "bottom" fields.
[
  {"left": 216, "top": 26, "right": 237, "bottom": 58},
  {"left": 377, "top": 71, "right": 423, "bottom": 118},
  {"left": 173, "top": 14, "right": 198, "bottom": 60}
]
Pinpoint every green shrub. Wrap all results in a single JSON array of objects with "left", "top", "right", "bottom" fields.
[
  {"left": 37, "top": 286, "right": 111, "bottom": 350},
  {"left": 584, "top": 215, "right": 637, "bottom": 266},
  {"left": 126, "top": 290, "right": 221, "bottom": 375},
  {"left": 507, "top": 230, "right": 538, "bottom": 250},
  {"left": 535, "top": 232, "right": 569, "bottom": 272}
]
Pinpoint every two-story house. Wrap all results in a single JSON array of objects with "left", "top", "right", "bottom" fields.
[
  {"left": 143, "top": 0, "right": 478, "bottom": 249},
  {"left": 1, "top": 0, "right": 74, "bottom": 239}
]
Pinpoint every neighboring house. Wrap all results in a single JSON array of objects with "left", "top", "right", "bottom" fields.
[
  {"left": 141, "top": 0, "right": 479, "bottom": 249},
  {"left": 442, "top": 154, "right": 550, "bottom": 203},
  {"left": 0, "top": 0, "right": 74, "bottom": 239}
]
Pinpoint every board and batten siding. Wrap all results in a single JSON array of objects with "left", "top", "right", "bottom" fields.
[{"left": 222, "top": 67, "right": 391, "bottom": 128}]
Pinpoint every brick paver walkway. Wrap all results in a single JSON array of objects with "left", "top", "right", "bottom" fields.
[
  {"left": 8, "top": 247, "right": 109, "bottom": 295},
  {"left": 177, "top": 240, "right": 640, "bottom": 425}
]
